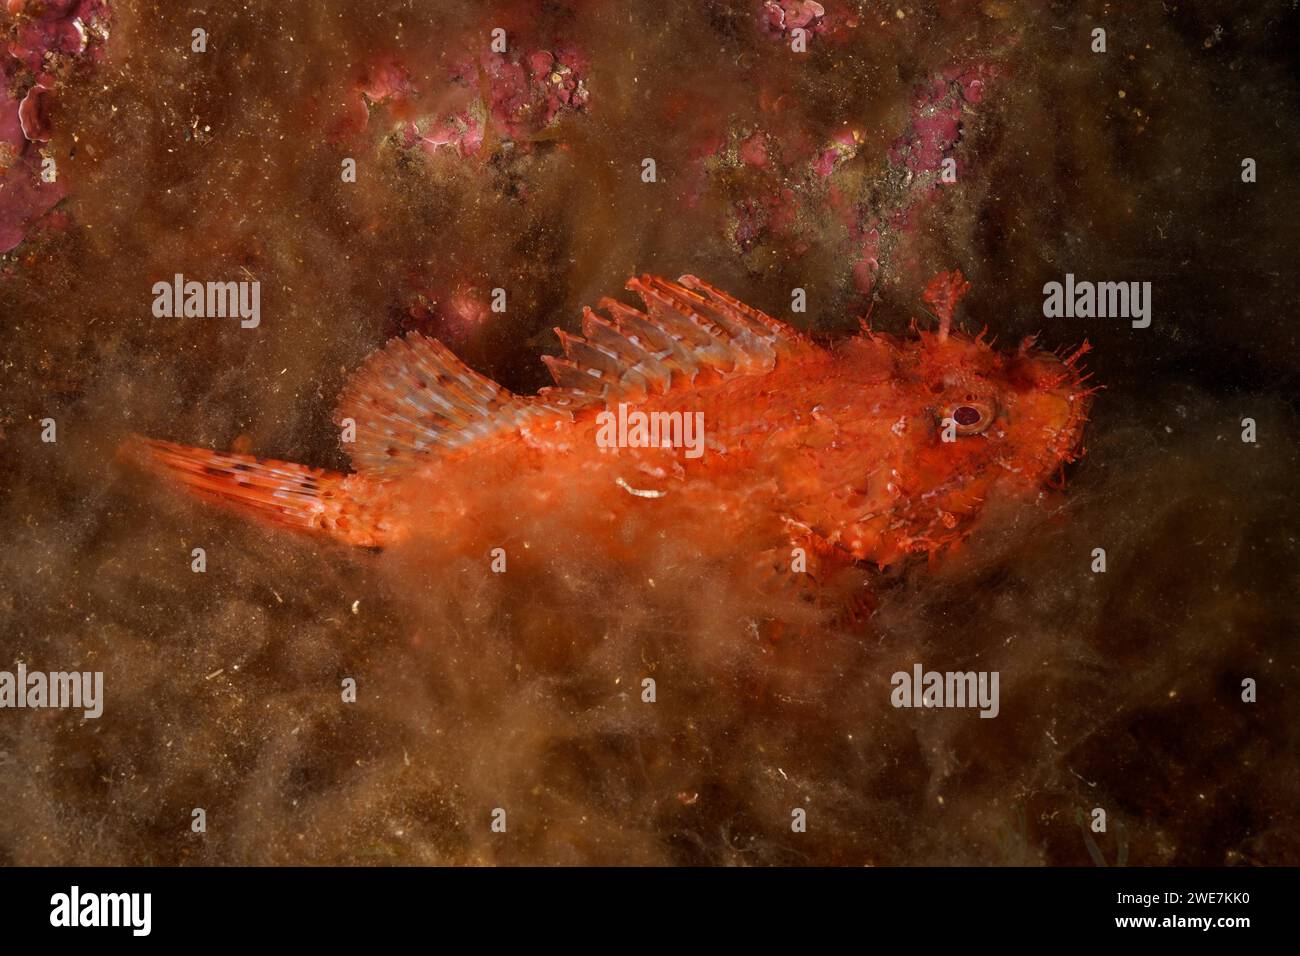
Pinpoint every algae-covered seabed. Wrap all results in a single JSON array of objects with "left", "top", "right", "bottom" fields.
[{"left": 1, "top": 1, "right": 1297, "bottom": 865}]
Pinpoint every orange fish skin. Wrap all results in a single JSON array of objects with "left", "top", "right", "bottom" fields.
[{"left": 127, "top": 273, "right": 1094, "bottom": 577}]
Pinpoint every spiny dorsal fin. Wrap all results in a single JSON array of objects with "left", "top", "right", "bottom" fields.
[
  {"left": 335, "top": 332, "right": 546, "bottom": 478},
  {"left": 336, "top": 276, "right": 815, "bottom": 474},
  {"left": 540, "top": 274, "right": 816, "bottom": 406}
]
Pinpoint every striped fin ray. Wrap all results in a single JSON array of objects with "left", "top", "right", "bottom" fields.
[
  {"left": 336, "top": 275, "right": 816, "bottom": 472},
  {"left": 540, "top": 274, "right": 816, "bottom": 408},
  {"left": 335, "top": 332, "right": 546, "bottom": 478},
  {"left": 124, "top": 437, "right": 390, "bottom": 546}
]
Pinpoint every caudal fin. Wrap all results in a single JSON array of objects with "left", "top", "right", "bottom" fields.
[{"left": 122, "top": 436, "right": 391, "bottom": 547}]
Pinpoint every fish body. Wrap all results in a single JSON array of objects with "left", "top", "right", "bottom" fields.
[{"left": 130, "top": 273, "right": 1093, "bottom": 578}]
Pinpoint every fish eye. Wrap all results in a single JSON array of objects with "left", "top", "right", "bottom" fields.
[{"left": 941, "top": 400, "right": 995, "bottom": 436}]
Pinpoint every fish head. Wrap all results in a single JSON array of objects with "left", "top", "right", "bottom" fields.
[{"left": 830, "top": 327, "right": 1094, "bottom": 566}]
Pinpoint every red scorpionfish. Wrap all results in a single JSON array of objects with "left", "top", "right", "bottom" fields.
[{"left": 127, "top": 272, "right": 1094, "bottom": 593}]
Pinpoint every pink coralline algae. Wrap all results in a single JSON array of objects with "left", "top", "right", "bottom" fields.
[
  {"left": 758, "top": 0, "right": 857, "bottom": 44},
  {"left": 405, "top": 110, "right": 486, "bottom": 160},
  {"left": 689, "top": 61, "right": 994, "bottom": 297},
  {"left": 759, "top": 1, "right": 827, "bottom": 38},
  {"left": 415, "top": 47, "right": 589, "bottom": 157},
  {"left": 696, "top": 121, "right": 820, "bottom": 256},
  {"left": 359, "top": 59, "right": 414, "bottom": 106},
  {"left": 17, "top": 79, "right": 50, "bottom": 140},
  {"left": 6, "top": 0, "right": 108, "bottom": 71},
  {"left": 485, "top": 48, "right": 588, "bottom": 142},
  {"left": 1, "top": 0, "right": 111, "bottom": 253},
  {"left": 697, "top": 120, "right": 865, "bottom": 258},
  {"left": 848, "top": 64, "right": 998, "bottom": 295},
  {"left": 336, "top": 46, "right": 590, "bottom": 163},
  {"left": 888, "top": 65, "right": 994, "bottom": 175},
  {"left": 812, "top": 125, "right": 862, "bottom": 178}
]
